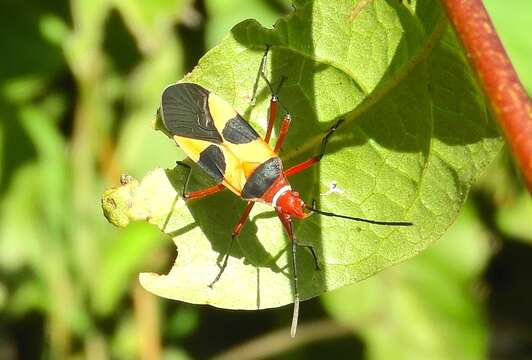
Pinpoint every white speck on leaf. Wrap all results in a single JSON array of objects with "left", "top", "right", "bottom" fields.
[{"left": 321, "top": 181, "right": 345, "bottom": 196}]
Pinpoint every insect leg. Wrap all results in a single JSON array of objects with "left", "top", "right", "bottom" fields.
[
  {"left": 289, "top": 222, "right": 300, "bottom": 338},
  {"left": 176, "top": 161, "right": 225, "bottom": 201},
  {"left": 255, "top": 46, "right": 289, "bottom": 144},
  {"left": 265, "top": 94, "right": 279, "bottom": 144},
  {"left": 296, "top": 243, "right": 320, "bottom": 270},
  {"left": 251, "top": 45, "right": 270, "bottom": 105},
  {"left": 273, "top": 113, "right": 292, "bottom": 153},
  {"left": 185, "top": 184, "right": 226, "bottom": 201},
  {"left": 283, "top": 119, "right": 343, "bottom": 177},
  {"left": 176, "top": 161, "right": 192, "bottom": 198},
  {"left": 209, "top": 201, "right": 255, "bottom": 288},
  {"left": 252, "top": 46, "right": 276, "bottom": 143},
  {"left": 263, "top": 76, "right": 286, "bottom": 144}
]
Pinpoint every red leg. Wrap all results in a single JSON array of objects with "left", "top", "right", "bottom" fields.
[
  {"left": 263, "top": 77, "right": 287, "bottom": 144},
  {"left": 283, "top": 119, "right": 343, "bottom": 177},
  {"left": 264, "top": 96, "right": 278, "bottom": 143},
  {"left": 256, "top": 45, "right": 277, "bottom": 144},
  {"left": 257, "top": 46, "right": 287, "bottom": 144},
  {"left": 185, "top": 183, "right": 225, "bottom": 200},
  {"left": 209, "top": 201, "right": 255, "bottom": 287},
  {"left": 284, "top": 156, "right": 320, "bottom": 177},
  {"left": 232, "top": 201, "right": 255, "bottom": 237},
  {"left": 273, "top": 113, "right": 292, "bottom": 153},
  {"left": 176, "top": 161, "right": 225, "bottom": 201}
]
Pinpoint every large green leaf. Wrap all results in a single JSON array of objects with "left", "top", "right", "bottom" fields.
[{"left": 102, "top": 0, "right": 501, "bottom": 310}]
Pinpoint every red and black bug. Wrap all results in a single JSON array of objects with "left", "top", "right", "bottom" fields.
[{"left": 159, "top": 46, "right": 413, "bottom": 336}]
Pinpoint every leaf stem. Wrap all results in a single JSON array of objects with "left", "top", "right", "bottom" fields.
[{"left": 440, "top": 0, "right": 532, "bottom": 192}]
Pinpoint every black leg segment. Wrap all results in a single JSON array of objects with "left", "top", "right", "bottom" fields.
[{"left": 176, "top": 161, "right": 192, "bottom": 199}]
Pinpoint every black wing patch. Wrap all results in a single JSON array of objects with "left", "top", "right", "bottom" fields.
[
  {"left": 197, "top": 144, "right": 226, "bottom": 183},
  {"left": 241, "top": 157, "right": 283, "bottom": 199},
  {"left": 161, "top": 83, "right": 223, "bottom": 144},
  {"left": 222, "top": 115, "right": 260, "bottom": 144}
]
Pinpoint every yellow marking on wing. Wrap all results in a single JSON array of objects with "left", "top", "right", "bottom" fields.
[
  {"left": 208, "top": 93, "right": 237, "bottom": 131},
  {"left": 173, "top": 136, "right": 210, "bottom": 163},
  {"left": 242, "top": 162, "right": 259, "bottom": 178},
  {"left": 224, "top": 139, "right": 275, "bottom": 164},
  {"left": 219, "top": 146, "right": 246, "bottom": 195}
]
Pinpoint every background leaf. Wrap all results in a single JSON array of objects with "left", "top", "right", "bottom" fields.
[
  {"left": 92, "top": 222, "right": 163, "bottom": 315},
  {"left": 322, "top": 204, "right": 491, "bottom": 360},
  {"left": 484, "top": 0, "right": 532, "bottom": 93}
]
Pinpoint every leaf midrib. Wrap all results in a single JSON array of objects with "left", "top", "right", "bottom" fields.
[
  {"left": 288, "top": 15, "right": 447, "bottom": 271},
  {"left": 282, "top": 15, "right": 448, "bottom": 162}
]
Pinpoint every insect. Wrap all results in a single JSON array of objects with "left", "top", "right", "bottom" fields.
[{"left": 159, "top": 46, "right": 413, "bottom": 337}]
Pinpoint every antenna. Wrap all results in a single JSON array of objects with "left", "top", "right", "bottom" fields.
[
  {"left": 288, "top": 220, "right": 300, "bottom": 338},
  {"left": 305, "top": 205, "right": 413, "bottom": 226}
]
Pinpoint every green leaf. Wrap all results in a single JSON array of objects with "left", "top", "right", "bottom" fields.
[
  {"left": 102, "top": 0, "right": 501, "bottom": 310},
  {"left": 8, "top": 280, "right": 49, "bottom": 315},
  {"left": 322, "top": 204, "right": 491, "bottom": 359},
  {"left": 113, "top": 0, "right": 190, "bottom": 53},
  {"left": 0, "top": 165, "right": 47, "bottom": 271},
  {"left": 110, "top": 0, "right": 187, "bottom": 177},
  {"left": 92, "top": 222, "right": 163, "bottom": 315},
  {"left": 111, "top": 314, "right": 139, "bottom": 359},
  {"left": 114, "top": 41, "right": 185, "bottom": 177},
  {"left": 19, "top": 103, "right": 69, "bottom": 238},
  {"left": 165, "top": 305, "right": 200, "bottom": 338}
]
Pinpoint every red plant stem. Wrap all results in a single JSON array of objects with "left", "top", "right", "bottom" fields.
[{"left": 440, "top": 0, "right": 532, "bottom": 192}]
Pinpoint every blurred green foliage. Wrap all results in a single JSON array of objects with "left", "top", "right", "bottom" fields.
[
  {"left": 484, "top": 0, "right": 532, "bottom": 94},
  {"left": 0, "top": 1, "right": 530, "bottom": 360}
]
